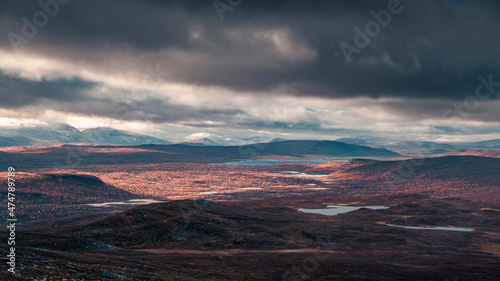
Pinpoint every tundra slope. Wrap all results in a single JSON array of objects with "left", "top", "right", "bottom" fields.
[{"left": 2, "top": 194, "right": 499, "bottom": 280}]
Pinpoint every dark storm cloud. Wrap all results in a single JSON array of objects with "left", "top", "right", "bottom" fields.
[
  {"left": 0, "top": 69, "right": 243, "bottom": 123},
  {"left": 101, "top": 97, "right": 244, "bottom": 123},
  {"left": 370, "top": 97, "right": 500, "bottom": 122},
  {"left": 1, "top": 0, "right": 500, "bottom": 101},
  {"left": 179, "top": 120, "right": 351, "bottom": 135},
  {"left": 42, "top": 95, "right": 245, "bottom": 124},
  {"left": 0, "top": 72, "right": 94, "bottom": 107},
  {"left": 239, "top": 121, "right": 324, "bottom": 131},
  {"left": 236, "top": 121, "right": 353, "bottom": 134}
]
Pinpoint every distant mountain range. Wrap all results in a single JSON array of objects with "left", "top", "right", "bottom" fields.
[
  {"left": 0, "top": 140, "right": 400, "bottom": 169},
  {"left": 462, "top": 139, "right": 500, "bottom": 149},
  {"left": 241, "top": 140, "right": 398, "bottom": 157},
  {"left": 0, "top": 124, "right": 287, "bottom": 147},
  {"left": 182, "top": 133, "right": 285, "bottom": 146},
  {"left": 0, "top": 124, "right": 498, "bottom": 152},
  {"left": 336, "top": 137, "right": 500, "bottom": 152},
  {"left": 0, "top": 124, "right": 170, "bottom": 146},
  {"left": 336, "top": 137, "right": 456, "bottom": 151}
]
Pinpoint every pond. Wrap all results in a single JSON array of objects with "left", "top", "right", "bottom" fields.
[
  {"left": 283, "top": 171, "right": 327, "bottom": 178},
  {"left": 87, "top": 199, "right": 164, "bottom": 207},
  {"left": 386, "top": 224, "right": 474, "bottom": 232},
  {"left": 213, "top": 158, "right": 350, "bottom": 165},
  {"left": 298, "top": 205, "right": 389, "bottom": 216}
]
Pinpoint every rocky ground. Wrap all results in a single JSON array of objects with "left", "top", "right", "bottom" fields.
[{"left": 1, "top": 194, "right": 499, "bottom": 280}]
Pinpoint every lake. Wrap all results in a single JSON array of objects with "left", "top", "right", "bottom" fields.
[
  {"left": 386, "top": 224, "right": 474, "bottom": 232},
  {"left": 213, "top": 158, "right": 351, "bottom": 166},
  {"left": 298, "top": 205, "right": 389, "bottom": 216},
  {"left": 283, "top": 171, "right": 327, "bottom": 178},
  {"left": 87, "top": 199, "right": 164, "bottom": 207}
]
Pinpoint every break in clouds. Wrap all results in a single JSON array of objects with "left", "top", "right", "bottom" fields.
[{"left": 0, "top": 0, "right": 499, "bottom": 141}]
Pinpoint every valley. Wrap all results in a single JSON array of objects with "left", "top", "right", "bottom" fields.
[
  {"left": 1, "top": 1, "right": 499, "bottom": 279},
  {"left": 0, "top": 144, "right": 498, "bottom": 280},
  {"left": 1, "top": 194, "right": 499, "bottom": 280}
]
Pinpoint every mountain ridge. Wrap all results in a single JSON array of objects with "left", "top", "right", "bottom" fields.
[{"left": 0, "top": 124, "right": 170, "bottom": 146}]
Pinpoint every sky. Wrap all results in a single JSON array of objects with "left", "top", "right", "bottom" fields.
[{"left": 0, "top": 0, "right": 499, "bottom": 143}]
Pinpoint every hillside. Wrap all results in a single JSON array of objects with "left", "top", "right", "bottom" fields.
[
  {"left": 320, "top": 156, "right": 500, "bottom": 196},
  {"left": 16, "top": 195, "right": 494, "bottom": 280},
  {"left": 467, "top": 139, "right": 500, "bottom": 149},
  {"left": 0, "top": 141, "right": 398, "bottom": 169},
  {"left": 1, "top": 173, "right": 136, "bottom": 227},
  {"left": 336, "top": 137, "right": 457, "bottom": 152},
  {"left": 81, "top": 127, "right": 170, "bottom": 145},
  {"left": 0, "top": 136, "right": 34, "bottom": 147},
  {"left": 345, "top": 156, "right": 500, "bottom": 179},
  {"left": 18, "top": 173, "right": 135, "bottom": 204},
  {"left": 246, "top": 140, "right": 398, "bottom": 157},
  {"left": 64, "top": 199, "right": 296, "bottom": 249}
]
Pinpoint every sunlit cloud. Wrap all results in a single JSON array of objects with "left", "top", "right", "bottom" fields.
[{"left": 0, "top": 1, "right": 499, "bottom": 142}]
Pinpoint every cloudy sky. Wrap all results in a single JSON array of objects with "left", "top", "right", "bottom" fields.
[{"left": 0, "top": 0, "right": 499, "bottom": 142}]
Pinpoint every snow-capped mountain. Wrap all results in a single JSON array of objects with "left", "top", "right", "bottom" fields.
[
  {"left": 182, "top": 133, "right": 286, "bottom": 146},
  {"left": 14, "top": 123, "right": 88, "bottom": 143},
  {"left": 0, "top": 124, "right": 287, "bottom": 147},
  {"left": 182, "top": 133, "right": 245, "bottom": 146},
  {"left": 336, "top": 137, "right": 456, "bottom": 152},
  {"left": 337, "top": 136, "right": 500, "bottom": 151},
  {"left": 81, "top": 127, "right": 170, "bottom": 145},
  {"left": 0, "top": 124, "right": 170, "bottom": 147}
]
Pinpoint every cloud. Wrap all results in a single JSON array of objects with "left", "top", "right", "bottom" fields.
[
  {"left": 0, "top": 72, "right": 94, "bottom": 107},
  {"left": 0, "top": 0, "right": 499, "bottom": 141},
  {"left": 1, "top": 0, "right": 499, "bottom": 100}
]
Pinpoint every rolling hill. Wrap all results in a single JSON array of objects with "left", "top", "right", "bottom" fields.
[
  {"left": 0, "top": 140, "right": 399, "bottom": 169},
  {"left": 247, "top": 140, "right": 398, "bottom": 157},
  {"left": 2, "top": 173, "right": 137, "bottom": 227}
]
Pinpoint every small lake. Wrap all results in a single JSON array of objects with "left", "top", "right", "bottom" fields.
[
  {"left": 197, "top": 188, "right": 264, "bottom": 195},
  {"left": 386, "top": 224, "right": 474, "bottom": 232},
  {"left": 87, "top": 199, "right": 164, "bottom": 207},
  {"left": 213, "top": 158, "right": 350, "bottom": 166},
  {"left": 298, "top": 205, "right": 389, "bottom": 216},
  {"left": 283, "top": 171, "right": 327, "bottom": 178}
]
